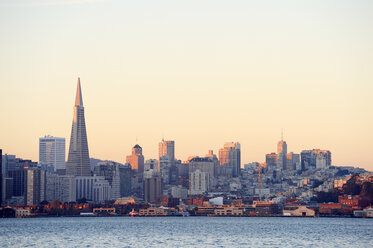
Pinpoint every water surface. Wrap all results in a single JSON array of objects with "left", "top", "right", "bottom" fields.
[{"left": 1, "top": 217, "right": 372, "bottom": 247}]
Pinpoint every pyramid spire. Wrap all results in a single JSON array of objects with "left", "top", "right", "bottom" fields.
[
  {"left": 75, "top": 77, "right": 83, "bottom": 106},
  {"left": 67, "top": 78, "right": 90, "bottom": 177}
]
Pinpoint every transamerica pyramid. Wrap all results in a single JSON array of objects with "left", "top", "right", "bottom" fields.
[{"left": 66, "top": 78, "right": 91, "bottom": 176}]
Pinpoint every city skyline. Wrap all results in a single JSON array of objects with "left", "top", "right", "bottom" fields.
[
  {"left": 0, "top": 77, "right": 370, "bottom": 171},
  {"left": 0, "top": 1, "right": 372, "bottom": 170}
]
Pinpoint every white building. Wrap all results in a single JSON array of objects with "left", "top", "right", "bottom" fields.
[
  {"left": 75, "top": 176, "right": 111, "bottom": 202},
  {"left": 316, "top": 154, "right": 328, "bottom": 170},
  {"left": 93, "top": 179, "right": 111, "bottom": 202},
  {"left": 46, "top": 174, "right": 76, "bottom": 203},
  {"left": 39, "top": 135, "right": 65, "bottom": 174},
  {"left": 190, "top": 169, "right": 209, "bottom": 195}
]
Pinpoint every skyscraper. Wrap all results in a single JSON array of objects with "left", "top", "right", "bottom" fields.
[
  {"left": 144, "top": 175, "right": 162, "bottom": 203},
  {"left": 126, "top": 144, "right": 145, "bottom": 173},
  {"left": 277, "top": 136, "right": 287, "bottom": 170},
  {"left": 39, "top": 135, "right": 66, "bottom": 174},
  {"left": 158, "top": 140, "right": 176, "bottom": 184},
  {"left": 301, "top": 149, "right": 331, "bottom": 170},
  {"left": 218, "top": 142, "right": 241, "bottom": 177},
  {"left": 158, "top": 140, "right": 175, "bottom": 162},
  {"left": 66, "top": 78, "right": 91, "bottom": 177},
  {"left": 26, "top": 167, "right": 46, "bottom": 206},
  {"left": 190, "top": 169, "right": 210, "bottom": 195}
]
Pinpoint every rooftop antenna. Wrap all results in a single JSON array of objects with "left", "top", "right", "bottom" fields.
[{"left": 281, "top": 128, "right": 283, "bottom": 141}]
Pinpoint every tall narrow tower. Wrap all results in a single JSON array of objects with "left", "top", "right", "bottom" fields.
[{"left": 66, "top": 78, "right": 91, "bottom": 176}]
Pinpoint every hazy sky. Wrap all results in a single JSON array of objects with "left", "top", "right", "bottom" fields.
[{"left": 0, "top": 0, "right": 372, "bottom": 170}]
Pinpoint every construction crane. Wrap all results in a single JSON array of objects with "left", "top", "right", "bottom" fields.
[{"left": 258, "top": 164, "right": 262, "bottom": 201}]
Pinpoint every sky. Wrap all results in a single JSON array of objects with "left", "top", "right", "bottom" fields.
[{"left": 0, "top": 0, "right": 372, "bottom": 170}]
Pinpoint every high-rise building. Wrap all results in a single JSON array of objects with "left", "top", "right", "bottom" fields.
[
  {"left": 189, "top": 157, "right": 215, "bottom": 180},
  {"left": 301, "top": 149, "right": 331, "bottom": 170},
  {"left": 66, "top": 78, "right": 91, "bottom": 176},
  {"left": 158, "top": 140, "right": 175, "bottom": 162},
  {"left": 188, "top": 157, "right": 215, "bottom": 190},
  {"left": 2, "top": 154, "right": 17, "bottom": 176},
  {"left": 93, "top": 179, "right": 111, "bottom": 202},
  {"left": 218, "top": 142, "right": 241, "bottom": 177},
  {"left": 190, "top": 169, "right": 210, "bottom": 195},
  {"left": 265, "top": 153, "right": 277, "bottom": 169},
  {"left": 26, "top": 168, "right": 46, "bottom": 205},
  {"left": 126, "top": 144, "right": 145, "bottom": 173},
  {"left": 8, "top": 169, "right": 27, "bottom": 199},
  {"left": 75, "top": 176, "right": 111, "bottom": 202},
  {"left": 46, "top": 174, "right": 76, "bottom": 203},
  {"left": 39, "top": 135, "right": 66, "bottom": 174},
  {"left": 144, "top": 176, "right": 162, "bottom": 203},
  {"left": 286, "top": 152, "right": 300, "bottom": 171},
  {"left": 93, "top": 161, "right": 122, "bottom": 199},
  {"left": 277, "top": 138, "right": 287, "bottom": 170},
  {"left": 3, "top": 177, "right": 13, "bottom": 202},
  {"left": 205, "top": 150, "right": 220, "bottom": 178},
  {"left": 119, "top": 164, "right": 132, "bottom": 197},
  {"left": 159, "top": 155, "right": 172, "bottom": 184}
]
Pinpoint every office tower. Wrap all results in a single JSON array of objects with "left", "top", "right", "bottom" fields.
[
  {"left": 126, "top": 144, "right": 145, "bottom": 173},
  {"left": 277, "top": 137, "right": 287, "bottom": 170},
  {"left": 8, "top": 169, "right": 26, "bottom": 198},
  {"left": 39, "top": 135, "right": 66, "bottom": 174},
  {"left": 158, "top": 140, "right": 175, "bottom": 162},
  {"left": 93, "top": 161, "right": 122, "bottom": 199},
  {"left": 190, "top": 169, "right": 210, "bottom": 195},
  {"left": 2, "top": 154, "right": 16, "bottom": 177},
  {"left": 75, "top": 176, "right": 111, "bottom": 202},
  {"left": 159, "top": 155, "right": 172, "bottom": 184},
  {"left": 111, "top": 165, "right": 121, "bottom": 200},
  {"left": 92, "top": 179, "right": 111, "bottom": 202},
  {"left": 266, "top": 153, "right": 277, "bottom": 170},
  {"left": 301, "top": 149, "right": 331, "bottom": 170},
  {"left": 188, "top": 157, "right": 215, "bottom": 179},
  {"left": 218, "top": 142, "right": 241, "bottom": 177},
  {"left": 293, "top": 154, "right": 301, "bottom": 170},
  {"left": 3, "top": 178, "right": 13, "bottom": 202},
  {"left": 0, "top": 149, "right": 2, "bottom": 206},
  {"left": 46, "top": 174, "right": 76, "bottom": 203},
  {"left": 144, "top": 175, "right": 162, "bottom": 203},
  {"left": 26, "top": 168, "right": 46, "bottom": 205},
  {"left": 205, "top": 150, "right": 220, "bottom": 178},
  {"left": 119, "top": 164, "right": 132, "bottom": 197},
  {"left": 4, "top": 156, "right": 37, "bottom": 204},
  {"left": 66, "top": 78, "right": 91, "bottom": 176}
]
